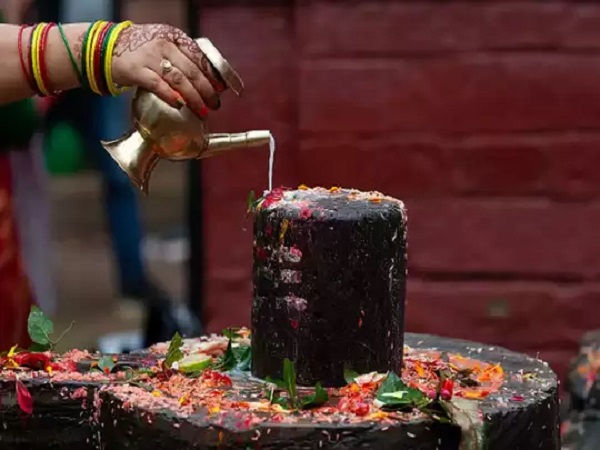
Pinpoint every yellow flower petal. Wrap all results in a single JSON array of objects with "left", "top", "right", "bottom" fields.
[{"left": 8, "top": 344, "right": 18, "bottom": 358}]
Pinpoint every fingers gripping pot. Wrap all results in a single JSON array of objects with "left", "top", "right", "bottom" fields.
[{"left": 101, "top": 38, "right": 272, "bottom": 193}]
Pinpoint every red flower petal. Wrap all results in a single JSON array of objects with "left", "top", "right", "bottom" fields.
[
  {"left": 14, "top": 352, "right": 51, "bottom": 370},
  {"left": 16, "top": 380, "right": 33, "bottom": 415}
]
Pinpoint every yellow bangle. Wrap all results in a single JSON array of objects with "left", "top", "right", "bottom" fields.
[
  {"left": 84, "top": 21, "right": 98, "bottom": 92},
  {"left": 30, "top": 24, "right": 41, "bottom": 92},
  {"left": 31, "top": 23, "right": 48, "bottom": 96},
  {"left": 104, "top": 21, "right": 133, "bottom": 96},
  {"left": 86, "top": 21, "right": 106, "bottom": 94}
]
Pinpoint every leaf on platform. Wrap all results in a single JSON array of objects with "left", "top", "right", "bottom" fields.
[
  {"left": 300, "top": 382, "right": 329, "bottom": 409},
  {"left": 343, "top": 366, "right": 359, "bottom": 385},
  {"left": 165, "top": 332, "right": 184, "bottom": 369},
  {"left": 376, "top": 372, "right": 430, "bottom": 410},
  {"left": 282, "top": 358, "right": 297, "bottom": 401}
]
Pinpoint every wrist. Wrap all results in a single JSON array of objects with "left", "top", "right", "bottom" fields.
[
  {"left": 18, "top": 23, "right": 85, "bottom": 95},
  {"left": 46, "top": 24, "right": 87, "bottom": 92}
]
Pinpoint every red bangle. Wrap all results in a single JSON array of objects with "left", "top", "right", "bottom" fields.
[
  {"left": 17, "top": 25, "right": 36, "bottom": 92},
  {"left": 94, "top": 22, "right": 112, "bottom": 95},
  {"left": 38, "top": 22, "right": 56, "bottom": 96}
]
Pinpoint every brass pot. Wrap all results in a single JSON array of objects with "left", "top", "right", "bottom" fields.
[{"left": 101, "top": 38, "right": 271, "bottom": 193}]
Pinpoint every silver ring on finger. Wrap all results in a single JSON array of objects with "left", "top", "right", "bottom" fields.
[{"left": 160, "top": 59, "right": 173, "bottom": 76}]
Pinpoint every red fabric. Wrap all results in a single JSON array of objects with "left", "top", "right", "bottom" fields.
[{"left": 0, "top": 154, "right": 34, "bottom": 351}]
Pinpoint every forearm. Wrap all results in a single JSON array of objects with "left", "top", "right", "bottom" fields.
[{"left": 0, "top": 23, "right": 87, "bottom": 105}]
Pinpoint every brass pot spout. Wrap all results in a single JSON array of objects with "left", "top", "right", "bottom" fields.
[
  {"left": 100, "top": 38, "right": 272, "bottom": 194},
  {"left": 101, "top": 129, "right": 272, "bottom": 194},
  {"left": 204, "top": 131, "right": 273, "bottom": 158}
]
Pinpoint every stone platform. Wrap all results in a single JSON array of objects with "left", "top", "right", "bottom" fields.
[{"left": 0, "top": 332, "right": 559, "bottom": 450}]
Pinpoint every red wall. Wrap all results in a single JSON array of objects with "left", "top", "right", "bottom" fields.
[{"left": 199, "top": 2, "right": 600, "bottom": 381}]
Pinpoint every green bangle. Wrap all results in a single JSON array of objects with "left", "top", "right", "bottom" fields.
[
  {"left": 57, "top": 23, "right": 82, "bottom": 84},
  {"left": 80, "top": 22, "right": 96, "bottom": 89}
]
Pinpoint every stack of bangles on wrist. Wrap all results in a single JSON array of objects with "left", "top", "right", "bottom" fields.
[{"left": 17, "top": 21, "right": 133, "bottom": 97}]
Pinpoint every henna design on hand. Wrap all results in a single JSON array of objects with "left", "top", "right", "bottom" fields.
[
  {"left": 71, "top": 31, "right": 86, "bottom": 65},
  {"left": 113, "top": 24, "right": 197, "bottom": 56},
  {"left": 114, "top": 24, "right": 225, "bottom": 91}
]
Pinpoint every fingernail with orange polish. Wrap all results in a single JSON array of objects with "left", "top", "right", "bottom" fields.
[
  {"left": 198, "top": 106, "right": 209, "bottom": 118},
  {"left": 174, "top": 94, "right": 186, "bottom": 108}
]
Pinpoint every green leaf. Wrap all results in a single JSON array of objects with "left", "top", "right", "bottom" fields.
[
  {"left": 233, "top": 346, "right": 251, "bottom": 371},
  {"left": 266, "top": 387, "right": 290, "bottom": 409},
  {"left": 265, "top": 376, "right": 287, "bottom": 390},
  {"left": 27, "top": 306, "right": 54, "bottom": 346},
  {"left": 376, "top": 372, "right": 430, "bottom": 410},
  {"left": 216, "top": 334, "right": 252, "bottom": 372},
  {"left": 217, "top": 339, "right": 236, "bottom": 371},
  {"left": 98, "top": 356, "right": 115, "bottom": 374},
  {"left": 344, "top": 367, "right": 359, "bottom": 385},
  {"left": 246, "top": 190, "right": 256, "bottom": 212},
  {"left": 300, "top": 382, "right": 329, "bottom": 409},
  {"left": 283, "top": 358, "right": 297, "bottom": 402},
  {"left": 28, "top": 342, "right": 51, "bottom": 352},
  {"left": 165, "top": 332, "right": 184, "bottom": 368},
  {"left": 222, "top": 327, "right": 243, "bottom": 340}
]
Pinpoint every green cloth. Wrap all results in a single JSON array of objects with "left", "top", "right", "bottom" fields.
[
  {"left": 0, "top": 10, "right": 41, "bottom": 151},
  {"left": 44, "top": 122, "right": 84, "bottom": 174}
]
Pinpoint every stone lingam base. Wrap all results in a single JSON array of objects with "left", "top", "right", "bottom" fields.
[{"left": 0, "top": 332, "right": 559, "bottom": 450}]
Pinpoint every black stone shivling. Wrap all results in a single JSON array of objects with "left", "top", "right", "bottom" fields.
[{"left": 251, "top": 187, "right": 407, "bottom": 387}]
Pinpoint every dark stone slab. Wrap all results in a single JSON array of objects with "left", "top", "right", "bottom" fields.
[
  {"left": 251, "top": 188, "right": 407, "bottom": 387},
  {"left": 99, "top": 334, "right": 559, "bottom": 450},
  {"left": 100, "top": 392, "right": 461, "bottom": 450},
  {"left": 0, "top": 379, "right": 98, "bottom": 450}
]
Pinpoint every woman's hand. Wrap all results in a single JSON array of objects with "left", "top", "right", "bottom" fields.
[{"left": 111, "top": 24, "right": 224, "bottom": 118}]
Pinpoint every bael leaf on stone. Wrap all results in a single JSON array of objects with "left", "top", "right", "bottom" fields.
[
  {"left": 344, "top": 366, "right": 359, "bottom": 385},
  {"left": 246, "top": 191, "right": 262, "bottom": 215},
  {"left": 165, "top": 332, "right": 183, "bottom": 368},
  {"left": 222, "top": 327, "right": 243, "bottom": 340},
  {"left": 28, "top": 342, "right": 50, "bottom": 352},
  {"left": 217, "top": 339, "right": 236, "bottom": 371},
  {"left": 300, "top": 382, "right": 329, "bottom": 409},
  {"left": 246, "top": 190, "right": 255, "bottom": 212},
  {"left": 233, "top": 345, "right": 252, "bottom": 371},
  {"left": 376, "top": 372, "right": 430, "bottom": 410},
  {"left": 265, "top": 376, "right": 287, "bottom": 391},
  {"left": 27, "top": 306, "right": 53, "bottom": 346},
  {"left": 283, "top": 358, "right": 297, "bottom": 402},
  {"left": 266, "top": 389, "right": 290, "bottom": 410}
]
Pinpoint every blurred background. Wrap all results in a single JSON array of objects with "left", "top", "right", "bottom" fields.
[{"left": 3, "top": 0, "right": 600, "bottom": 386}]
